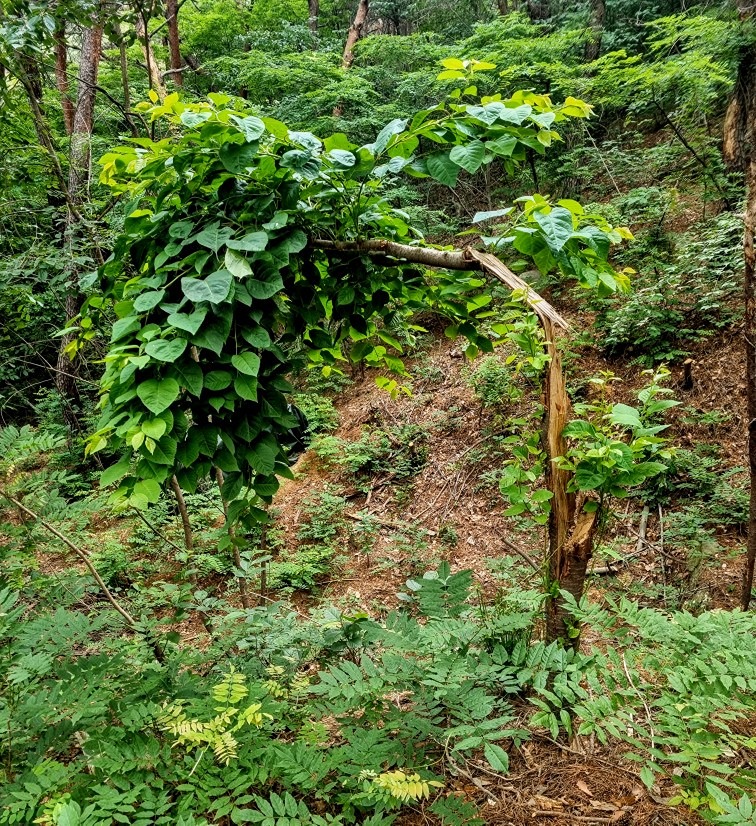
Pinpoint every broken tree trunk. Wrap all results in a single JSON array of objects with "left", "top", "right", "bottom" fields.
[{"left": 312, "top": 237, "right": 597, "bottom": 639}]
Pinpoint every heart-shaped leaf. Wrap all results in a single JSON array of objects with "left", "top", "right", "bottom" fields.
[{"left": 137, "top": 377, "right": 180, "bottom": 415}]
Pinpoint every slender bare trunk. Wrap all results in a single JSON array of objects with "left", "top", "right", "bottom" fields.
[
  {"left": 496, "top": 0, "right": 509, "bottom": 13},
  {"left": 341, "top": 0, "right": 369, "bottom": 69},
  {"left": 165, "top": 0, "right": 183, "bottom": 86},
  {"left": 308, "top": 0, "right": 319, "bottom": 35},
  {"left": 54, "top": 21, "right": 74, "bottom": 135},
  {"left": 170, "top": 475, "right": 194, "bottom": 550},
  {"left": 215, "top": 467, "right": 250, "bottom": 609},
  {"left": 584, "top": 0, "right": 605, "bottom": 61}
]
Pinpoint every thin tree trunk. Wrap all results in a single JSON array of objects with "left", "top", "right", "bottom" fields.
[
  {"left": 341, "top": 0, "right": 369, "bottom": 69},
  {"left": 170, "top": 475, "right": 194, "bottom": 550},
  {"left": 215, "top": 467, "right": 250, "bottom": 609},
  {"left": 55, "top": 15, "right": 104, "bottom": 429},
  {"left": 165, "top": 0, "right": 183, "bottom": 86},
  {"left": 496, "top": 0, "right": 509, "bottom": 13},
  {"left": 53, "top": 21, "right": 74, "bottom": 135},
  {"left": 724, "top": 7, "right": 756, "bottom": 610},
  {"left": 308, "top": 0, "right": 319, "bottom": 35},
  {"left": 584, "top": 0, "right": 605, "bottom": 61}
]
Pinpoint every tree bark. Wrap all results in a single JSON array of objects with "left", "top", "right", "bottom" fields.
[
  {"left": 341, "top": 0, "right": 369, "bottom": 69},
  {"left": 496, "top": 0, "right": 509, "bottom": 14},
  {"left": 165, "top": 0, "right": 183, "bottom": 86},
  {"left": 308, "top": 0, "right": 319, "bottom": 35},
  {"left": 55, "top": 15, "right": 104, "bottom": 429},
  {"left": 53, "top": 21, "right": 74, "bottom": 135},
  {"left": 135, "top": 10, "right": 167, "bottom": 99},
  {"left": 584, "top": 0, "right": 605, "bottom": 61},
  {"left": 170, "top": 474, "right": 194, "bottom": 550},
  {"left": 724, "top": 8, "right": 756, "bottom": 610}
]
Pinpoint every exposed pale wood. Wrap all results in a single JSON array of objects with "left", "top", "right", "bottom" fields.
[
  {"left": 341, "top": 0, "right": 369, "bottom": 69},
  {"left": 311, "top": 239, "right": 569, "bottom": 330}
]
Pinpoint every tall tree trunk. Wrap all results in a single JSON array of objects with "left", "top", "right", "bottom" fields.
[
  {"left": 53, "top": 21, "right": 74, "bottom": 135},
  {"left": 584, "top": 0, "right": 605, "bottom": 61},
  {"left": 135, "top": 10, "right": 167, "bottom": 99},
  {"left": 165, "top": 0, "right": 183, "bottom": 86},
  {"left": 341, "top": 0, "right": 369, "bottom": 69},
  {"left": 724, "top": 8, "right": 756, "bottom": 610},
  {"left": 496, "top": 0, "right": 509, "bottom": 14},
  {"left": 55, "top": 16, "right": 104, "bottom": 429},
  {"left": 308, "top": 0, "right": 319, "bottom": 35}
]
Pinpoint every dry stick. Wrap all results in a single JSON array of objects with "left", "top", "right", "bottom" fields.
[
  {"left": 501, "top": 535, "right": 540, "bottom": 572},
  {"left": 2, "top": 492, "right": 164, "bottom": 661},
  {"left": 132, "top": 508, "right": 185, "bottom": 555},
  {"left": 4, "top": 492, "right": 135, "bottom": 625},
  {"left": 344, "top": 510, "right": 437, "bottom": 536},
  {"left": 170, "top": 474, "right": 193, "bottom": 550}
]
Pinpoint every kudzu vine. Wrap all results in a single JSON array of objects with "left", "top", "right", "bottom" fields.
[{"left": 78, "top": 68, "right": 631, "bottom": 530}]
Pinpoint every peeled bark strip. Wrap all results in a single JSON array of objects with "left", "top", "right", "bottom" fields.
[
  {"left": 542, "top": 318, "right": 575, "bottom": 561},
  {"left": 341, "top": 0, "right": 369, "bottom": 69}
]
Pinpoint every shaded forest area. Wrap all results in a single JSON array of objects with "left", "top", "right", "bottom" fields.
[{"left": 1, "top": 1, "right": 756, "bottom": 825}]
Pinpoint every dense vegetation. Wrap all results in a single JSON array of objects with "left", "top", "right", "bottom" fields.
[{"left": 1, "top": 1, "right": 756, "bottom": 824}]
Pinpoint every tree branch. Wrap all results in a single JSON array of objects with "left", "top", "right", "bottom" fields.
[{"left": 311, "top": 238, "right": 569, "bottom": 329}]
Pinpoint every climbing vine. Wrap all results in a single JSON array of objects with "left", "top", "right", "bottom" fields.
[{"left": 78, "top": 73, "right": 629, "bottom": 529}]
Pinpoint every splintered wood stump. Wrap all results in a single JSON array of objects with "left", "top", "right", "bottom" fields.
[{"left": 545, "top": 509, "right": 598, "bottom": 645}]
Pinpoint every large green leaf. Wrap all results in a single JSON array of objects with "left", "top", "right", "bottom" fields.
[
  {"left": 231, "top": 351, "right": 261, "bottom": 376},
  {"left": 196, "top": 222, "right": 233, "bottom": 253},
  {"left": 226, "top": 231, "right": 268, "bottom": 252},
  {"left": 230, "top": 115, "right": 265, "bottom": 142},
  {"left": 426, "top": 152, "right": 460, "bottom": 187},
  {"left": 181, "top": 270, "right": 233, "bottom": 304},
  {"left": 533, "top": 207, "right": 574, "bottom": 253},
  {"left": 219, "top": 140, "right": 259, "bottom": 174},
  {"left": 234, "top": 374, "right": 258, "bottom": 401},
  {"left": 449, "top": 140, "right": 485, "bottom": 174},
  {"left": 136, "top": 377, "right": 180, "bottom": 414},
  {"left": 168, "top": 361, "right": 204, "bottom": 396},
  {"left": 167, "top": 308, "right": 207, "bottom": 335},
  {"left": 144, "top": 338, "right": 187, "bottom": 363},
  {"left": 133, "top": 290, "right": 166, "bottom": 313},
  {"left": 224, "top": 248, "right": 252, "bottom": 279}
]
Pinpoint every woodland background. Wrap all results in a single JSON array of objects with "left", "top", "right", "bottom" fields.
[{"left": 1, "top": 1, "right": 756, "bottom": 825}]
